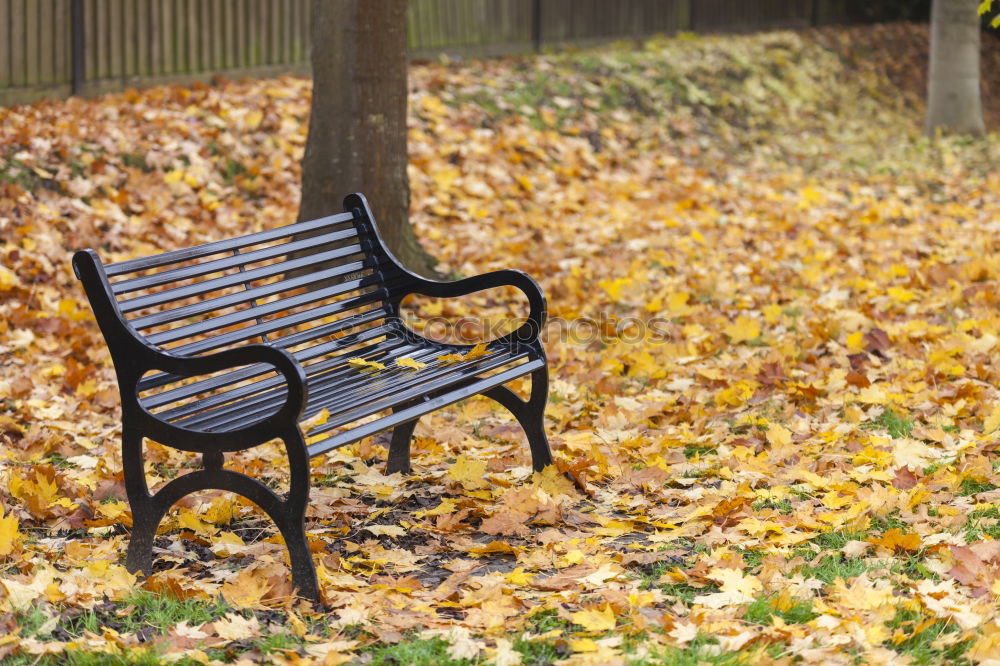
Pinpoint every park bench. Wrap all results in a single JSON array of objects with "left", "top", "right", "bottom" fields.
[{"left": 72, "top": 192, "right": 552, "bottom": 600}]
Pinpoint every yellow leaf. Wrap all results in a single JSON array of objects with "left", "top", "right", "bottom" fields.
[
  {"left": 396, "top": 357, "right": 427, "bottom": 371},
  {"left": 0, "top": 266, "right": 20, "bottom": 291},
  {"left": 0, "top": 507, "right": 22, "bottom": 557},
  {"left": 302, "top": 408, "right": 330, "bottom": 428},
  {"left": 570, "top": 604, "right": 616, "bottom": 632},
  {"left": 347, "top": 357, "right": 386, "bottom": 372},
  {"left": 464, "top": 343, "right": 489, "bottom": 360},
  {"left": 846, "top": 331, "right": 865, "bottom": 353},
  {"left": 504, "top": 567, "right": 535, "bottom": 585},
  {"left": 447, "top": 454, "right": 488, "bottom": 490},
  {"left": 416, "top": 498, "right": 458, "bottom": 518},
  {"left": 724, "top": 315, "right": 761, "bottom": 344},
  {"left": 598, "top": 278, "right": 632, "bottom": 301},
  {"left": 979, "top": 0, "right": 992, "bottom": 15},
  {"left": 869, "top": 528, "right": 921, "bottom": 552},
  {"left": 766, "top": 423, "right": 792, "bottom": 448},
  {"left": 96, "top": 500, "right": 129, "bottom": 521},
  {"left": 984, "top": 405, "right": 1000, "bottom": 434},
  {"left": 244, "top": 109, "right": 264, "bottom": 130},
  {"left": 707, "top": 567, "right": 763, "bottom": 598},
  {"left": 762, "top": 303, "right": 782, "bottom": 325},
  {"left": 568, "top": 638, "right": 599, "bottom": 652},
  {"left": 887, "top": 286, "right": 915, "bottom": 304},
  {"left": 164, "top": 169, "right": 184, "bottom": 184},
  {"left": 439, "top": 343, "right": 488, "bottom": 364},
  {"left": 214, "top": 613, "right": 261, "bottom": 641},
  {"left": 221, "top": 569, "right": 272, "bottom": 609}
]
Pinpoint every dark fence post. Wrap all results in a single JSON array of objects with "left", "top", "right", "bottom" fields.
[
  {"left": 689, "top": 0, "right": 698, "bottom": 31},
  {"left": 532, "top": 0, "right": 542, "bottom": 52},
  {"left": 811, "top": 0, "right": 820, "bottom": 26},
  {"left": 71, "top": 0, "right": 85, "bottom": 96}
]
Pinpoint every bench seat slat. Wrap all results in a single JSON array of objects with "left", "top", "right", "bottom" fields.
[
  {"left": 119, "top": 251, "right": 380, "bottom": 315},
  {"left": 104, "top": 213, "right": 355, "bottom": 277},
  {"left": 130, "top": 260, "right": 384, "bottom": 331},
  {"left": 163, "top": 281, "right": 398, "bottom": 356},
  {"left": 145, "top": 270, "right": 386, "bottom": 345},
  {"left": 139, "top": 317, "right": 395, "bottom": 409},
  {"left": 137, "top": 308, "right": 400, "bottom": 394},
  {"left": 153, "top": 339, "right": 419, "bottom": 422},
  {"left": 306, "top": 359, "right": 545, "bottom": 458},
  {"left": 309, "top": 349, "right": 526, "bottom": 436},
  {"left": 175, "top": 344, "right": 454, "bottom": 431},
  {"left": 186, "top": 350, "right": 527, "bottom": 434},
  {"left": 110, "top": 228, "right": 361, "bottom": 296},
  {"left": 172, "top": 344, "right": 446, "bottom": 431}
]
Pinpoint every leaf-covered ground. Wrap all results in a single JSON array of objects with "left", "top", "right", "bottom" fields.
[{"left": 2, "top": 21, "right": 1000, "bottom": 665}]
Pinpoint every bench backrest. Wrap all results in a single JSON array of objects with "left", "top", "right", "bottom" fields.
[{"left": 75, "top": 201, "right": 407, "bottom": 373}]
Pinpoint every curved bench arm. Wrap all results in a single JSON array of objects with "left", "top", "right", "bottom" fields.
[
  {"left": 343, "top": 193, "right": 547, "bottom": 347},
  {"left": 143, "top": 344, "right": 309, "bottom": 424},
  {"left": 400, "top": 269, "right": 547, "bottom": 346}
]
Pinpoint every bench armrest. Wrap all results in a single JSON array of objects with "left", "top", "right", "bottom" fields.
[
  {"left": 141, "top": 344, "right": 309, "bottom": 423},
  {"left": 401, "top": 269, "right": 547, "bottom": 345}
]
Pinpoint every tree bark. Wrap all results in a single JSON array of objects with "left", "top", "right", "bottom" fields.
[
  {"left": 925, "top": 0, "right": 985, "bottom": 136},
  {"left": 299, "top": 0, "right": 439, "bottom": 277}
]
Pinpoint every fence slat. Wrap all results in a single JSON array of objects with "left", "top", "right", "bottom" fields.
[{"left": 2, "top": 0, "right": 890, "bottom": 106}]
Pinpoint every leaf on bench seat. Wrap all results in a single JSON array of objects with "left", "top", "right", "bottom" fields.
[
  {"left": 396, "top": 357, "right": 427, "bottom": 371},
  {"left": 301, "top": 408, "right": 330, "bottom": 429},
  {"left": 439, "top": 342, "right": 489, "bottom": 364},
  {"left": 347, "top": 358, "right": 387, "bottom": 372}
]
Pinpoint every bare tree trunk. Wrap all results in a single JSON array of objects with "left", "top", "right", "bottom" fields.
[
  {"left": 299, "top": 0, "right": 439, "bottom": 277},
  {"left": 925, "top": 0, "right": 985, "bottom": 136}
]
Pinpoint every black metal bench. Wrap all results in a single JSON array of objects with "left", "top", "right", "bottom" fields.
[{"left": 73, "top": 193, "right": 552, "bottom": 600}]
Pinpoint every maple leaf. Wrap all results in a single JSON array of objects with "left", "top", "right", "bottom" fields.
[
  {"left": 724, "top": 315, "right": 761, "bottom": 344},
  {"left": 347, "top": 357, "right": 387, "bottom": 372},
  {"left": 212, "top": 614, "right": 261, "bottom": 641},
  {"left": 0, "top": 507, "right": 22, "bottom": 557},
  {"left": 869, "top": 528, "right": 921, "bottom": 553},
  {"left": 570, "top": 605, "right": 617, "bottom": 632},
  {"left": 446, "top": 454, "right": 488, "bottom": 490},
  {"left": 396, "top": 357, "right": 428, "bottom": 370}
]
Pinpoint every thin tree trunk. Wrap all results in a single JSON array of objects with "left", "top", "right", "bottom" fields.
[
  {"left": 299, "top": 0, "right": 439, "bottom": 277},
  {"left": 925, "top": 0, "right": 985, "bottom": 136}
]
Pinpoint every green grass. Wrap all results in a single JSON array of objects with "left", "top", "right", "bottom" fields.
[
  {"left": 362, "top": 636, "right": 474, "bottom": 666},
  {"left": 795, "top": 553, "right": 876, "bottom": 585},
  {"left": 515, "top": 634, "right": 567, "bottom": 665},
  {"left": 751, "top": 498, "right": 793, "bottom": 514},
  {"left": 883, "top": 608, "right": 973, "bottom": 665},
  {"left": 19, "top": 590, "right": 235, "bottom": 644},
  {"left": 743, "top": 595, "right": 817, "bottom": 626},
  {"left": 634, "top": 635, "right": 781, "bottom": 665},
  {"left": 861, "top": 408, "right": 914, "bottom": 439},
  {"left": 962, "top": 505, "right": 1000, "bottom": 542},
  {"left": 958, "top": 478, "right": 998, "bottom": 497}
]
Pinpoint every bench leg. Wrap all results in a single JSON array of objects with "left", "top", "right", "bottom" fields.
[
  {"left": 119, "top": 428, "right": 320, "bottom": 601},
  {"left": 386, "top": 413, "right": 418, "bottom": 475},
  {"left": 483, "top": 364, "right": 553, "bottom": 472}
]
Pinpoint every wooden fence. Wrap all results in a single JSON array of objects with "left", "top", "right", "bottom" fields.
[{"left": 0, "top": 0, "right": 872, "bottom": 107}]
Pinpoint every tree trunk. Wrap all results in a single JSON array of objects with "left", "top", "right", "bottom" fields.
[
  {"left": 925, "top": 0, "right": 985, "bottom": 136},
  {"left": 299, "top": 0, "right": 439, "bottom": 277}
]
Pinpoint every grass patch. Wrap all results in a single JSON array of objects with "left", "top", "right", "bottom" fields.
[
  {"left": 862, "top": 408, "right": 914, "bottom": 439},
  {"left": 751, "top": 498, "right": 793, "bottom": 514},
  {"left": 362, "top": 636, "right": 473, "bottom": 666},
  {"left": 883, "top": 608, "right": 973, "bottom": 665},
  {"left": 743, "top": 595, "right": 817, "bottom": 626},
  {"left": 958, "top": 478, "right": 998, "bottom": 497}
]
